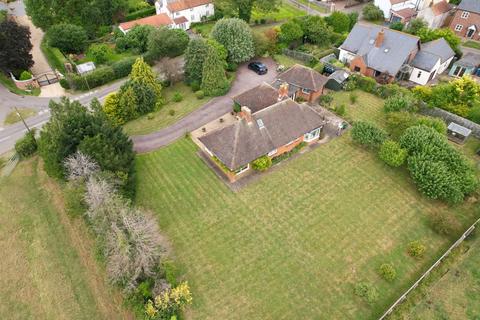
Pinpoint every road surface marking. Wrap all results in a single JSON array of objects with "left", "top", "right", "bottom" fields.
[{"left": 0, "top": 135, "right": 11, "bottom": 143}]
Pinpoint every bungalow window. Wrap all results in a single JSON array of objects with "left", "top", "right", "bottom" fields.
[
  {"left": 417, "top": 71, "right": 422, "bottom": 78},
  {"left": 461, "top": 11, "right": 470, "bottom": 19},
  {"left": 304, "top": 128, "right": 321, "bottom": 142},
  {"left": 267, "top": 149, "right": 277, "bottom": 157},
  {"left": 235, "top": 164, "right": 249, "bottom": 175},
  {"left": 354, "top": 66, "right": 361, "bottom": 72},
  {"left": 302, "top": 88, "right": 311, "bottom": 94},
  {"left": 455, "top": 24, "right": 463, "bottom": 31}
]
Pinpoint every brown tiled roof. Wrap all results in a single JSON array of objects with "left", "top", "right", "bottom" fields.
[
  {"left": 391, "top": 8, "right": 417, "bottom": 19},
  {"left": 119, "top": 13, "right": 173, "bottom": 31},
  {"left": 390, "top": 0, "right": 407, "bottom": 5},
  {"left": 431, "top": 1, "right": 451, "bottom": 15},
  {"left": 276, "top": 64, "right": 328, "bottom": 92},
  {"left": 233, "top": 83, "right": 280, "bottom": 114},
  {"left": 167, "top": 0, "right": 212, "bottom": 12},
  {"left": 173, "top": 16, "right": 188, "bottom": 24},
  {"left": 199, "top": 99, "right": 324, "bottom": 170}
]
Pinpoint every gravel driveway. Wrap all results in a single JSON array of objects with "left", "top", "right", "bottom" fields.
[{"left": 132, "top": 57, "right": 279, "bottom": 153}]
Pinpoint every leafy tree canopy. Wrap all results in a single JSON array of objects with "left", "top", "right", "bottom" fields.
[
  {"left": 46, "top": 23, "right": 88, "bottom": 54},
  {"left": 279, "top": 20, "right": 303, "bottom": 44},
  {"left": 325, "top": 11, "right": 350, "bottom": 34},
  {"left": 147, "top": 27, "right": 189, "bottom": 60},
  {"left": 211, "top": 18, "right": 255, "bottom": 64},
  {"left": 0, "top": 19, "right": 33, "bottom": 74},
  {"left": 362, "top": 4, "right": 384, "bottom": 21},
  {"left": 184, "top": 38, "right": 210, "bottom": 84},
  {"left": 214, "top": 0, "right": 280, "bottom": 22}
]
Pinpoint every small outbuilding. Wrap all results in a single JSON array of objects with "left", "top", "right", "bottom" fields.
[
  {"left": 76, "top": 62, "right": 96, "bottom": 75},
  {"left": 325, "top": 70, "right": 350, "bottom": 91},
  {"left": 447, "top": 122, "right": 472, "bottom": 144}
]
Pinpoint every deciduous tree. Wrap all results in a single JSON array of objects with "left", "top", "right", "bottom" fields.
[
  {"left": 201, "top": 45, "right": 229, "bottom": 96},
  {"left": 211, "top": 18, "right": 255, "bottom": 64},
  {"left": 147, "top": 27, "right": 189, "bottom": 60},
  {"left": 0, "top": 19, "right": 33, "bottom": 74},
  {"left": 215, "top": 0, "right": 280, "bottom": 22},
  {"left": 46, "top": 23, "right": 88, "bottom": 53}
]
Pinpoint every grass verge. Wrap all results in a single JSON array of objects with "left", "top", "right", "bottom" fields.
[{"left": 4, "top": 108, "right": 37, "bottom": 125}]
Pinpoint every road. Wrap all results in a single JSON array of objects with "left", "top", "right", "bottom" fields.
[{"left": 0, "top": 79, "right": 125, "bottom": 155}]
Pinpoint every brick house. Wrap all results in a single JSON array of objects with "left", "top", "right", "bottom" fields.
[
  {"left": 272, "top": 64, "right": 329, "bottom": 103},
  {"left": 198, "top": 84, "right": 325, "bottom": 182},
  {"left": 449, "top": 0, "right": 480, "bottom": 41},
  {"left": 339, "top": 22, "right": 454, "bottom": 85}
]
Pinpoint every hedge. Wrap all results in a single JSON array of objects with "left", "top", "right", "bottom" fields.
[
  {"left": 111, "top": 56, "right": 137, "bottom": 78},
  {"left": 123, "top": 7, "right": 156, "bottom": 22},
  {"left": 70, "top": 66, "right": 116, "bottom": 90}
]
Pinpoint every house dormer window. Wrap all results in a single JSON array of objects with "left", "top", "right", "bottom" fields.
[{"left": 461, "top": 11, "right": 470, "bottom": 19}]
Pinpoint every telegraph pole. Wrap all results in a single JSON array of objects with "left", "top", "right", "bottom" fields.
[{"left": 14, "top": 106, "right": 31, "bottom": 133}]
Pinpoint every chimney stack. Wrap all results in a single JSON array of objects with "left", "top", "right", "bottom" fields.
[
  {"left": 278, "top": 82, "right": 289, "bottom": 101},
  {"left": 241, "top": 106, "right": 253, "bottom": 123},
  {"left": 375, "top": 29, "right": 385, "bottom": 48}
]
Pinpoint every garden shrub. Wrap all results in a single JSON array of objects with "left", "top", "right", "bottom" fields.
[
  {"left": 355, "top": 75, "right": 377, "bottom": 93},
  {"left": 226, "top": 62, "right": 238, "bottom": 72},
  {"left": 172, "top": 92, "right": 183, "bottom": 102},
  {"left": 314, "top": 62, "right": 324, "bottom": 74},
  {"left": 351, "top": 121, "right": 387, "bottom": 148},
  {"left": 15, "top": 130, "right": 37, "bottom": 159},
  {"left": 375, "top": 83, "right": 409, "bottom": 99},
  {"left": 407, "top": 240, "right": 426, "bottom": 258},
  {"left": 190, "top": 80, "right": 201, "bottom": 92},
  {"left": 319, "top": 94, "right": 333, "bottom": 106},
  {"left": 46, "top": 23, "right": 88, "bottom": 54},
  {"left": 251, "top": 155, "right": 272, "bottom": 171},
  {"left": 385, "top": 111, "right": 417, "bottom": 138},
  {"left": 59, "top": 78, "right": 70, "bottom": 89},
  {"left": 111, "top": 56, "right": 137, "bottom": 78},
  {"left": 362, "top": 3, "right": 384, "bottom": 21},
  {"left": 349, "top": 92, "right": 357, "bottom": 104},
  {"left": 379, "top": 140, "right": 407, "bottom": 167},
  {"left": 354, "top": 282, "right": 379, "bottom": 304},
  {"left": 400, "top": 125, "right": 478, "bottom": 203},
  {"left": 87, "top": 43, "right": 113, "bottom": 65},
  {"left": 378, "top": 263, "right": 397, "bottom": 282},
  {"left": 430, "top": 211, "right": 462, "bottom": 238},
  {"left": 19, "top": 70, "right": 32, "bottom": 80},
  {"left": 195, "top": 90, "right": 204, "bottom": 99},
  {"left": 344, "top": 79, "right": 357, "bottom": 91},
  {"left": 144, "top": 282, "right": 192, "bottom": 320},
  {"left": 383, "top": 93, "right": 418, "bottom": 113},
  {"left": 336, "top": 104, "right": 346, "bottom": 116},
  {"left": 415, "top": 116, "right": 446, "bottom": 135},
  {"left": 160, "top": 79, "right": 171, "bottom": 88}
]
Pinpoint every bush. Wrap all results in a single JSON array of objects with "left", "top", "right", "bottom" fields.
[
  {"left": 160, "top": 79, "right": 171, "bottom": 88},
  {"left": 19, "top": 70, "right": 32, "bottom": 80},
  {"left": 70, "top": 66, "right": 116, "bottom": 90},
  {"left": 314, "top": 62, "right": 324, "bottom": 74},
  {"left": 415, "top": 116, "right": 446, "bottom": 135},
  {"left": 354, "top": 282, "right": 379, "bottom": 304},
  {"left": 59, "top": 78, "right": 70, "bottom": 89},
  {"left": 344, "top": 79, "right": 357, "bottom": 91},
  {"left": 46, "top": 23, "right": 88, "bottom": 54},
  {"left": 86, "top": 43, "right": 113, "bottom": 65},
  {"left": 407, "top": 240, "right": 426, "bottom": 258},
  {"left": 226, "top": 62, "right": 238, "bottom": 72},
  {"left": 319, "top": 94, "right": 333, "bottom": 106},
  {"left": 251, "top": 155, "right": 272, "bottom": 171},
  {"left": 190, "top": 80, "right": 201, "bottom": 92},
  {"left": 390, "top": 21, "right": 404, "bottom": 31},
  {"left": 195, "top": 90, "right": 204, "bottom": 99},
  {"left": 349, "top": 92, "right": 357, "bottom": 104},
  {"left": 378, "top": 263, "right": 397, "bottom": 281},
  {"left": 172, "top": 91, "right": 183, "bottom": 102},
  {"left": 355, "top": 75, "right": 377, "bottom": 93},
  {"left": 430, "top": 211, "right": 462, "bottom": 237},
  {"left": 375, "top": 83, "right": 410, "bottom": 99},
  {"left": 111, "top": 56, "right": 137, "bottom": 78},
  {"left": 400, "top": 126, "right": 478, "bottom": 203},
  {"left": 384, "top": 93, "right": 418, "bottom": 113},
  {"left": 335, "top": 104, "right": 346, "bottom": 116},
  {"left": 15, "top": 130, "right": 37, "bottom": 159},
  {"left": 362, "top": 3, "right": 384, "bottom": 21},
  {"left": 351, "top": 121, "right": 387, "bottom": 148},
  {"left": 123, "top": 6, "right": 156, "bottom": 22},
  {"left": 385, "top": 111, "right": 417, "bottom": 138},
  {"left": 378, "top": 140, "right": 407, "bottom": 167}
]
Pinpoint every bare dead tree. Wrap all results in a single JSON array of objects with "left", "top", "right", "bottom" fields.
[
  {"left": 64, "top": 151, "right": 99, "bottom": 181},
  {"left": 106, "top": 208, "right": 164, "bottom": 291}
]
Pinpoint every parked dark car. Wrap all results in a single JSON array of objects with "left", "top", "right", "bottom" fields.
[{"left": 248, "top": 61, "right": 268, "bottom": 75}]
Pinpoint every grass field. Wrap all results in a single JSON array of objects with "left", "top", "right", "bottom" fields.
[
  {"left": 0, "top": 159, "right": 132, "bottom": 319},
  {"left": 4, "top": 108, "right": 37, "bottom": 125},
  {"left": 135, "top": 89, "right": 480, "bottom": 319},
  {"left": 251, "top": 2, "right": 305, "bottom": 22},
  {"left": 123, "top": 82, "right": 211, "bottom": 135},
  {"left": 274, "top": 54, "right": 307, "bottom": 68},
  {"left": 405, "top": 234, "right": 480, "bottom": 319},
  {"left": 330, "top": 90, "right": 387, "bottom": 127}
]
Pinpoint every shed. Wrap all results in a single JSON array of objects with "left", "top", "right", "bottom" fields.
[
  {"left": 76, "top": 62, "right": 96, "bottom": 75},
  {"left": 325, "top": 70, "right": 350, "bottom": 91},
  {"left": 447, "top": 122, "right": 471, "bottom": 144}
]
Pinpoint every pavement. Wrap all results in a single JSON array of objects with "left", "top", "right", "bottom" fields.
[{"left": 132, "top": 58, "right": 278, "bottom": 153}]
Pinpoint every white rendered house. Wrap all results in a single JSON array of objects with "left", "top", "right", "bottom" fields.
[{"left": 155, "top": 0, "right": 214, "bottom": 30}]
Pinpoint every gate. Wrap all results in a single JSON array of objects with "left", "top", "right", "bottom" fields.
[{"left": 35, "top": 71, "right": 60, "bottom": 86}]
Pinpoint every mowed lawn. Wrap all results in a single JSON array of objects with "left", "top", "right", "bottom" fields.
[
  {"left": 407, "top": 234, "right": 480, "bottom": 319},
  {"left": 123, "top": 82, "right": 211, "bottom": 136},
  {"left": 0, "top": 159, "right": 132, "bottom": 320},
  {"left": 136, "top": 135, "right": 477, "bottom": 319}
]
